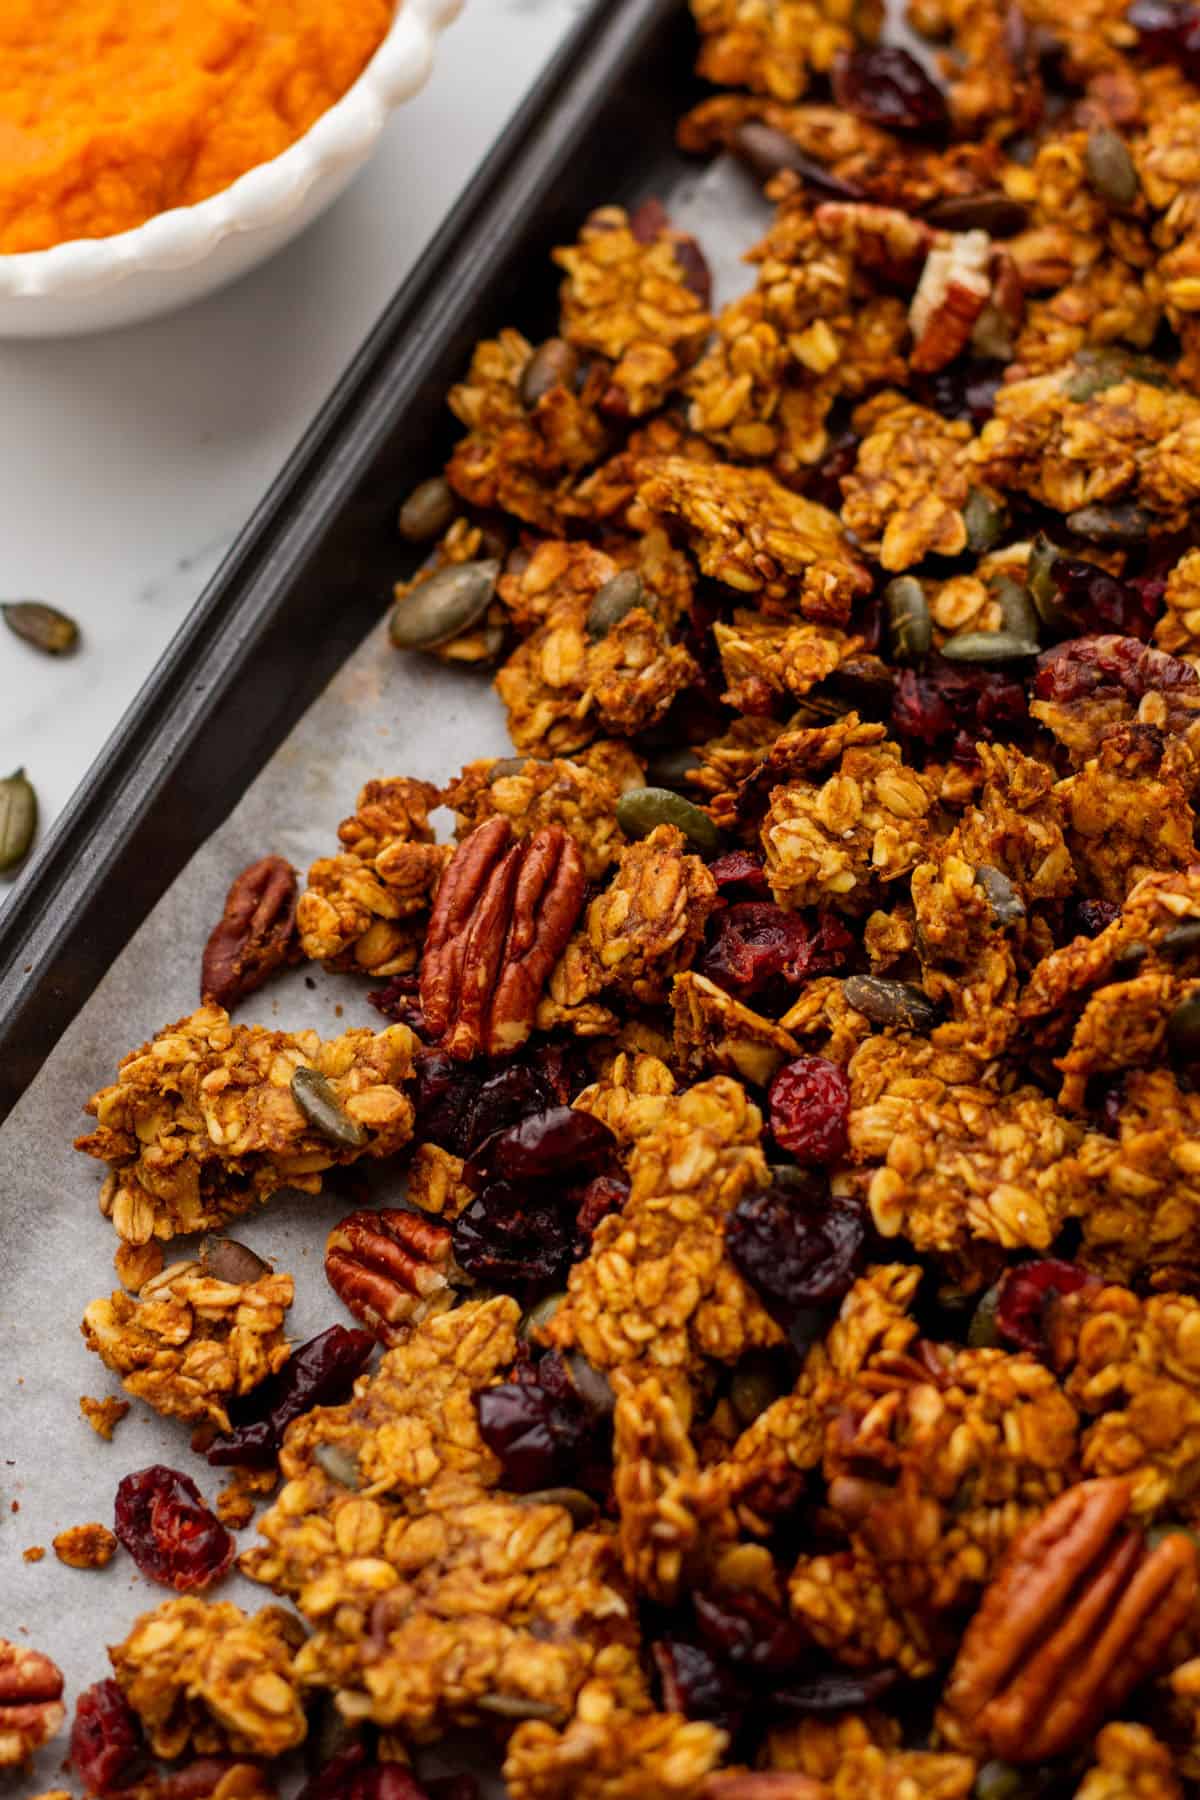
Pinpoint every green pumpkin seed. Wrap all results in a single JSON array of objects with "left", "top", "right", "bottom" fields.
[
  {"left": 2, "top": 600, "right": 79, "bottom": 656},
  {"left": 1026, "top": 533, "right": 1067, "bottom": 630},
  {"left": 199, "top": 1237, "right": 272, "bottom": 1285},
  {"left": 1167, "top": 994, "right": 1200, "bottom": 1060},
  {"left": 389, "top": 558, "right": 500, "bottom": 651},
  {"left": 939, "top": 630, "right": 1039, "bottom": 664},
  {"left": 291, "top": 1066, "right": 368, "bottom": 1149},
  {"left": 1064, "top": 501, "right": 1153, "bottom": 546},
  {"left": 520, "top": 338, "right": 579, "bottom": 409},
  {"left": 830, "top": 654, "right": 894, "bottom": 705},
  {"left": 769, "top": 1164, "right": 831, "bottom": 1203},
  {"left": 990, "top": 576, "right": 1040, "bottom": 645},
  {"left": 962, "top": 488, "right": 1008, "bottom": 554},
  {"left": 1160, "top": 918, "right": 1200, "bottom": 960},
  {"left": 967, "top": 1282, "right": 1002, "bottom": 1350},
  {"left": 1065, "top": 348, "right": 1173, "bottom": 401},
  {"left": 520, "top": 1291, "right": 566, "bottom": 1341},
  {"left": 885, "top": 577, "right": 931, "bottom": 663},
  {"left": 521, "top": 1488, "right": 598, "bottom": 1526},
  {"left": 1085, "top": 125, "right": 1140, "bottom": 208},
  {"left": 615, "top": 786, "right": 719, "bottom": 857},
  {"left": 843, "top": 975, "right": 937, "bottom": 1032},
  {"left": 478, "top": 1694, "right": 562, "bottom": 1723},
  {"left": 0, "top": 768, "right": 37, "bottom": 873},
  {"left": 565, "top": 1351, "right": 616, "bottom": 1418},
  {"left": 730, "top": 1351, "right": 787, "bottom": 1426},
  {"left": 1112, "top": 938, "right": 1149, "bottom": 975},
  {"left": 587, "top": 570, "right": 648, "bottom": 638},
  {"left": 975, "top": 864, "right": 1026, "bottom": 926},
  {"left": 487, "top": 756, "right": 536, "bottom": 784},
  {"left": 314, "top": 1443, "right": 362, "bottom": 1488},
  {"left": 972, "top": 1761, "right": 1025, "bottom": 1800},
  {"left": 644, "top": 745, "right": 703, "bottom": 791},
  {"left": 397, "top": 477, "right": 457, "bottom": 545}
]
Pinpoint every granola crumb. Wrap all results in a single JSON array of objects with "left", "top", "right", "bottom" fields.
[
  {"left": 79, "top": 1395, "right": 130, "bottom": 1440},
  {"left": 51, "top": 1523, "right": 118, "bottom": 1570},
  {"left": 22, "top": 1546, "right": 44, "bottom": 1563}
]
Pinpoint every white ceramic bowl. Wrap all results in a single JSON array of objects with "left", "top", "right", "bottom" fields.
[{"left": 0, "top": 0, "right": 462, "bottom": 338}]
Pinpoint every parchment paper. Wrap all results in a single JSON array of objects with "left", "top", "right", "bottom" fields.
[{"left": 0, "top": 156, "right": 769, "bottom": 1795}]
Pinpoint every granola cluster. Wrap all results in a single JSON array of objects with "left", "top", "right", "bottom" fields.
[{"left": 50, "top": 1, "right": 1200, "bottom": 1795}]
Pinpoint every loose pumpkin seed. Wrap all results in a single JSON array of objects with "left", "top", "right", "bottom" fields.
[
  {"left": 991, "top": 575, "right": 1040, "bottom": 645},
  {"left": 389, "top": 558, "right": 500, "bottom": 651},
  {"left": 565, "top": 1351, "right": 616, "bottom": 1418},
  {"left": 962, "top": 488, "right": 1008, "bottom": 554},
  {"left": 291, "top": 1066, "right": 368, "bottom": 1149},
  {"left": 1026, "top": 532, "right": 1063, "bottom": 625},
  {"left": 938, "top": 630, "right": 1039, "bottom": 663},
  {"left": 1167, "top": 995, "right": 1200, "bottom": 1060},
  {"left": 644, "top": 745, "right": 703, "bottom": 791},
  {"left": 615, "top": 786, "right": 720, "bottom": 856},
  {"left": 397, "top": 476, "right": 457, "bottom": 544},
  {"left": 885, "top": 577, "right": 931, "bottom": 663},
  {"left": 843, "top": 975, "right": 937, "bottom": 1032},
  {"left": 1085, "top": 125, "right": 1140, "bottom": 208},
  {"left": 966, "top": 1282, "right": 1002, "bottom": 1350},
  {"left": 314, "top": 1443, "right": 362, "bottom": 1488},
  {"left": 975, "top": 864, "right": 1026, "bottom": 926},
  {"left": 730, "top": 121, "right": 866, "bottom": 200},
  {"left": 1064, "top": 501, "right": 1153, "bottom": 546},
  {"left": 730, "top": 1351, "right": 787, "bottom": 1426},
  {"left": 520, "top": 338, "right": 579, "bottom": 409},
  {"left": 587, "top": 570, "right": 648, "bottom": 638},
  {"left": 520, "top": 1488, "right": 598, "bottom": 1526},
  {"left": 199, "top": 1238, "right": 272, "bottom": 1285},
  {"left": 1160, "top": 918, "right": 1200, "bottom": 960},
  {"left": 2, "top": 600, "right": 79, "bottom": 656},
  {"left": 0, "top": 768, "right": 37, "bottom": 872}
]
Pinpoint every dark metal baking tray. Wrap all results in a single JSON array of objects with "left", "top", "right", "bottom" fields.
[{"left": 0, "top": 0, "right": 706, "bottom": 1119}]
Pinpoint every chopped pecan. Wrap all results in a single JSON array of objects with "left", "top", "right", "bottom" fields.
[
  {"left": 908, "top": 230, "right": 992, "bottom": 374},
  {"left": 0, "top": 1640, "right": 66, "bottom": 1767},
  {"left": 420, "top": 818, "right": 586, "bottom": 1059},
  {"left": 940, "top": 1478, "right": 1198, "bottom": 1762},
  {"left": 200, "top": 857, "right": 299, "bottom": 1009},
  {"left": 325, "top": 1208, "right": 460, "bottom": 1344}
]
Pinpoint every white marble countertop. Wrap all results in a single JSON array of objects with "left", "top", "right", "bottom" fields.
[{"left": 0, "top": 0, "right": 581, "bottom": 896}]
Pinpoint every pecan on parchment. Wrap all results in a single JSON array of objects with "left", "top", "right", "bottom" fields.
[
  {"left": 419, "top": 817, "right": 585, "bottom": 1058},
  {"left": 326, "top": 1208, "right": 460, "bottom": 1344},
  {"left": 0, "top": 1640, "right": 65, "bottom": 1767},
  {"left": 940, "top": 1477, "right": 1198, "bottom": 1762},
  {"left": 201, "top": 856, "right": 299, "bottom": 1008}
]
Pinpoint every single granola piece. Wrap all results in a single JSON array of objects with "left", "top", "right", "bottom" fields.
[
  {"left": 848, "top": 1035, "right": 1090, "bottom": 1254},
  {"left": 583, "top": 825, "right": 718, "bottom": 1006},
  {"left": 77, "top": 1006, "right": 417, "bottom": 1243},
  {"left": 215, "top": 1467, "right": 277, "bottom": 1532},
  {"left": 572, "top": 1051, "right": 678, "bottom": 1146},
  {"left": 297, "top": 777, "right": 446, "bottom": 976},
  {"left": 714, "top": 615, "right": 863, "bottom": 715},
  {"left": 406, "top": 1141, "right": 474, "bottom": 1220},
  {"left": 970, "top": 357, "right": 1200, "bottom": 524},
  {"left": 839, "top": 393, "right": 974, "bottom": 572},
  {"left": 689, "top": 0, "right": 872, "bottom": 100},
  {"left": 761, "top": 736, "right": 932, "bottom": 913},
  {"left": 505, "top": 1677, "right": 727, "bottom": 1800},
  {"left": 910, "top": 0, "right": 1042, "bottom": 136},
  {"left": 110, "top": 1598, "right": 306, "bottom": 1761},
  {"left": 789, "top": 1547, "right": 939, "bottom": 1678},
  {"left": 1055, "top": 726, "right": 1196, "bottom": 904},
  {"left": 1051, "top": 1284, "right": 1200, "bottom": 1522},
  {"left": 1014, "top": 258, "right": 1162, "bottom": 378},
  {"left": 0, "top": 1641, "right": 65, "bottom": 1768},
  {"left": 1074, "top": 1069, "right": 1200, "bottom": 1288},
  {"left": 80, "top": 1394, "right": 130, "bottom": 1439},
  {"left": 636, "top": 455, "right": 871, "bottom": 624},
  {"left": 1056, "top": 969, "right": 1200, "bottom": 1111},
  {"left": 201, "top": 856, "right": 299, "bottom": 1009},
  {"left": 420, "top": 818, "right": 585, "bottom": 1059},
  {"left": 52, "top": 1522, "right": 119, "bottom": 1569},
  {"left": 82, "top": 1260, "right": 294, "bottom": 1430},
  {"left": 672, "top": 971, "right": 802, "bottom": 1087},
  {"left": 1073, "top": 1722, "right": 1183, "bottom": 1799},
  {"left": 547, "top": 1077, "right": 778, "bottom": 1381},
  {"left": 938, "top": 1479, "right": 1197, "bottom": 1761},
  {"left": 443, "top": 753, "right": 639, "bottom": 881},
  {"left": 555, "top": 205, "right": 712, "bottom": 418}
]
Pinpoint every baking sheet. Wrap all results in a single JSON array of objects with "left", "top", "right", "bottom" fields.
[{"left": 0, "top": 155, "right": 769, "bottom": 1795}]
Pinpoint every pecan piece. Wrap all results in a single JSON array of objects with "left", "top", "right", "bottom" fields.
[
  {"left": 940, "top": 1478, "right": 1198, "bottom": 1762},
  {"left": 325, "top": 1207, "right": 460, "bottom": 1344},
  {"left": 909, "top": 231, "right": 992, "bottom": 375},
  {"left": 420, "top": 817, "right": 585, "bottom": 1059},
  {"left": 201, "top": 856, "right": 299, "bottom": 1008},
  {"left": 0, "top": 1640, "right": 66, "bottom": 1767}
]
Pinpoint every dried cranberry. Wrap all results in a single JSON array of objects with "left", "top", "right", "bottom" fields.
[
  {"left": 770, "top": 1666, "right": 899, "bottom": 1715},
  {"left": 790, "top": 912, "right": 856, "bottom": 981},
  {"left": 1043, "top": 552, "right": 1159, "bottom": 640},
  {"left": 693, "top": 1588, "right": 809, "bottom": 1674},
  {"left": 208, "top": 1325, "right": 375, "bottom": 1467},
  {"left": 1070, "top": 897, "right": 1122, "bottom": 937},
  {"left": 453, "top": 1188, "right": 572, "bottom": 1289},
  {"left": 475, "top": 1349, "right": 607, "bottom": 1492},
  {"left": 70, "top": 1680, "right": 145, "bottom": 1796},
  {"left": 113, "top": 1466, "right": 234, "bottom": 1591},
  {"left": 367, "top": 973, "right": 425, "bottom": 1033},
  {"left": 411, "top": 1050, "right": 480, "bottom": 1155},
  {"left": 298, "top": 1743, "right": 432, "bottom": 1800},
  {"left": 892, "top": 658, "right": 1028, "bottom": 751},
  {"left": 768, "top": 1057, "right": 851, "bottom": 1165},
  {"left": 700, "top": 903, "right": 815, "bottom": 1003},
  {"left": 709, "top": 849, "right": 770, "bottom": 897},
  {"left": 833, "top": 46, "right": 949, "bottom": 133},
  {"left": 466, "top": 1105, "right": 616, "bottom": 1187},
  {"left": 994, "top": 1259, "right": 1098, "bottom": 1353},
  {"left": 529, "top": 1037, "right": 594, "bottom": 1106},
  {"left": 728, "top": 1179, "right": 866, "bottom": 1347},
  {"left": 653, "top": 1640, "right": 746, "bottom": 1735},
  {"left": 575, "top": 1173, "right": 629, "bottom": 1245},
  {"left": 1035, "top": 634, "right": 1200, "bottom": 707},
  {"left": 912, "top": 357, "right": 1005, "bottom": 426},
  {"left": 804, "top": 430, "right": 860, "bottom": 513},
  {"left": 1128, "top": 0, "right": 1200, "bottom": 76}
]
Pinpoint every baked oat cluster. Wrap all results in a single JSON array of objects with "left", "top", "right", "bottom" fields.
[{"left": 36, "top": 3, "right": 1200, "bottom": 1797}]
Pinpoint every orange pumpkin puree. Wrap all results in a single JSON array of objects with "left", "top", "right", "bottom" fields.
[{"left": 0, "top": 0, "right": 395, "bottom": 253}]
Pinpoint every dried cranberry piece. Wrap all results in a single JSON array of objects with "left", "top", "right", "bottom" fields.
[
  {"left": 466, "top": 1105, "right": 616, "bottom": 1187},
  {"left": 770, "top": 1666, "right": 899, "bottom": 1715},
  {"left": 475, "top": 1350, "right": 606, "bottom": 1492},
  {"left": 833, "top": 46, "right": 949, "bottom": 133},
  {"left": 710, "top": 849, "right": 770, "bottom": 897},
  {"left": 453, "top": 1188, "right": 572, "bottom": 1289},
  {"left": 768, "top": 1057, "right": 851, "bottom": 1165},
  {"left": 1128, "top": 0, "right": 1200, "bottom": 75},
  {"left": 727, "top": 1180, "right": 866, "bottom": 1347},
  {"left": 892, "top": 659, "right": 1028, "bottom": 751},
  {"left": 298, "top": 1743, "right": 433, "bottom": 1800},
  {"left": 912, "top": 357, "right": 1005, "bottom": 426},
  {"left": 693, "top": 1588, "right": 809, "bottom": 1674},
  {"left": 1070, "top": 897, "right": 1122, "bottom": 937},
  {"left": 1035, "top": 634, "right": 1200, "bottom": 706},
  {"left": 994, "top": 1259, "right": 1098, "bottom": 1353},
  {"left": 113, "top": 1466, "right": 234, "bottom": 1591},
  {"left": 529, "top": 1037, "right": 594, "bottom": 1106},
  {"left": 653, "top": 1640, "right": 746, "bottom": 1735},
  {"left": 459, "top": 1062, "right": 558, "bottom": 1158},
  {"left": 1045, "top": 553, "right": 1160, "bottom": 640},
  {"left": 411, "top": 1050, "right": 481, "bottom": 1156},
  {"left": 367, "top": 973, "right": 425, "bottom": 1033},
  {"left": 575, "top": 1173, "right": 629, "bottom": 1246},
  {"left": 804, "top": 431, "right": 860, "bottom": 512},
  {"left": 70, "top": 1680, "right": 145, "bottom": 1796},
  {"left": 699, "top": 903, "right": 815, "bottom": 1002},
  {"left": 790, "top": 912, "right": 856, "bottom": 981},
  {"left": 208, "top": 1324, "right": 375, "bottom": 1467}
]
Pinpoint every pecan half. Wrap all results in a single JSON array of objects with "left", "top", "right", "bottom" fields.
[
  {"left": 940, "top": 1478, "right": 1198, "bottom": 1762},
  {"left": 201, "top": 856, "right": 299, "bottom": 1008},
  {"left": 420, "top": 817, "right": 585, "bottom": 1059},
  {"left": 325, "top": 1208, "right": 460, "bottom": 1344},
  {"left": 0, "top": 1640, "right": 66, "bottom": 1767}
]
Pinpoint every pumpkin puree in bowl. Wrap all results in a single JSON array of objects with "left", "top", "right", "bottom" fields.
[{"left": 0, "top": 0, "right": 394, "bottom": 253}]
